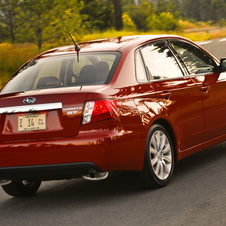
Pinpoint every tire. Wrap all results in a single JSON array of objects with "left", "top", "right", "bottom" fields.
[
  {"left": 142, "top": 124, "right": 175, "bottom": 189},
  {"left": 2, "top": 180, "right": 41, "bottom": 197}
]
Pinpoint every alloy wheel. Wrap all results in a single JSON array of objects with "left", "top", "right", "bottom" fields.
[{"left": 149, "top": 130, "right": 172, "bottom": 180}]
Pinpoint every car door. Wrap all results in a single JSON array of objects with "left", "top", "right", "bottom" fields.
[
  {"left": 139, "top": 40, "right": 204, "bottom": 152},
  {"left": 169, "top": 39, "right": 226, "bottom": 142}
]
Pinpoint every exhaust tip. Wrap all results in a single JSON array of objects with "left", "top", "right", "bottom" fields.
[{"left": 83, "top": 171, "right": 109, "bottom": 181}]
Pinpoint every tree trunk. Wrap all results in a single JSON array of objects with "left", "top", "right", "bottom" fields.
[
  {"left": 36, "top": 14, "right": 42, "bottom": 50},
  {"left": 113, "top": 0, "right": 123, "bottom": 31},
  {"left": 8, "top": 4, "right": 15, "bottom": 43}
]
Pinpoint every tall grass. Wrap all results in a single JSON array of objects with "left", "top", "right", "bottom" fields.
[{"left": 0, "top": 43, "right": 42, "bottom": 87}]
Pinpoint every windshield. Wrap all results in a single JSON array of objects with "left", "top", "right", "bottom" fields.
[{"left": 1, "top": 52, "right": 121, "bottom": 95}]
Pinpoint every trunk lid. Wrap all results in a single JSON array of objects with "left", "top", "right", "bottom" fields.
[{"left": 0, "top": 88, "right": 87, "bottom": 143}]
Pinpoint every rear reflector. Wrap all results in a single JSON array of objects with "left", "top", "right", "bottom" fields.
[
  {"left": 83, "top": 101, "right": 95, "bottom": 124},
  {"left": 82, "top": 100, "right": 117, "bottom": 124}
]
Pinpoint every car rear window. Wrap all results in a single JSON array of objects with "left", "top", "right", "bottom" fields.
[{"left": 1, "top": 52, "right": 121, "bottom": 94}]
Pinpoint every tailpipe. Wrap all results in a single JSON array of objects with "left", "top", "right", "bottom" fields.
[
  {"left": 0, "top": 180, "right": 11, "bottom": 186},
  {"left": 83, "top": 171, "right": 109, "bottom": 181}
]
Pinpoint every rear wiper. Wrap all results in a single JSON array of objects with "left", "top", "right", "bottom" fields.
[{"left": 69, "top": 33, "right": 80, "bottom": 62}]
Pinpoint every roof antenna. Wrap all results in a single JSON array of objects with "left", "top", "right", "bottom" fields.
[{"left": 69, "top": 33, "right": 80, "bottom": 62}]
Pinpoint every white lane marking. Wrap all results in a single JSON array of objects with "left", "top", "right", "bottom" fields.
[
  {"left": 219, "top": 38, "right": 226, "bottom": 42},
  {"left": 197, "top": 41, "right": 212, "bottom": 45}
]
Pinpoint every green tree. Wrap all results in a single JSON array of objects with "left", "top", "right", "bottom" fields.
[
  {"left": 198, "top": 0, "right": 212, "bottom": 21},
  {"left": 47, "top": 0, "right": 84, "bottom": 44},
  {"left": 167, "top": 0, "right": 183, "bottom": 17},
  {"left": 0, "top": 0, "right": 20, "bottom": 43},
  {"left": 153, "top": 0, "right": 170, "bottom": 14},
  {"left": 211, "top": 0, "right": 226, "bottom": 23},
  {"left": 79, "top": 0, "right": 114, "bottom": 31},
  {"left": 17, "top": 0, "right": 56, "bottom": 49},
  {"left": 180, "top": 0, "right": 226, "bottom": 21},
  {"left": 0, "top": 22, "right": 9, "bottom": 43},
  {"left": 128, "top": 0, "right": 154, "bottom": 31}
]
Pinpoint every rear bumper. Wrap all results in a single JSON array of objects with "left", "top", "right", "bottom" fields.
[
  {"left": 0, "top": 127, "right": 146, "bottom": 180},
  {"left": 0, "top": 162, "right": 101, "bottom": 181}
]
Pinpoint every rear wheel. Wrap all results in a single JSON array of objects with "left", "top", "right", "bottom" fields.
[
  {"left": 142, "top": 124, "right": 175, "bottom": 189},
  {"left": 2, "top": 180, "right": 41, "bottom": 197}
]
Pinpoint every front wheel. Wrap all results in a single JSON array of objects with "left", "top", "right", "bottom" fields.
[
  {"left": 2, "top": 180, "right": 41, "bottom": 197},
  {"left": 142, "top": 124, "right": 175, "bottom": 189}
]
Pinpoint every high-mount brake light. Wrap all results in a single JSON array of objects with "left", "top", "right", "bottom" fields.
[{"left": 82, "top": 100, "right": 118, "bottom": 124}]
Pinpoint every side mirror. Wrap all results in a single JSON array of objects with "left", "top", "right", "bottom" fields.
[{"left": 220, "top": 58, "right": 226, "bottom": 72}]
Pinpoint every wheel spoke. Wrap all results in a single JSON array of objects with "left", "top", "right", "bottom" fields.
[
  {"left": 151, "top": 136, "right": 158, "bottom": 150},
  {"left": 159, "top": 133, "right": 166, "bottom": 151},
  {"left": 155, "top": 161, "right": 160, "bottom": 176},
  {"left": 159, "top": 162, "right": 165, "bottom": 179},
  {"left": 161, "top": 155, "right": 171, "bottom": 164},
  {"left": 162, "top": 160, "right": 170, "bottom": 175},
  {"left": 150, "top": 146, "right": 158, "bottom": 155},
  {"left": 155, "top": 131, "right": 161, "bottom": 150},
  {"left": 151, "top": 155, "right": 158, "bottom": 166},
  {"left": 161, "top": 143, "right": 170, "bottom": 155}
]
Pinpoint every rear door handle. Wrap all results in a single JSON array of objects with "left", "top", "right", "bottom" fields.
[
  {"left": 200, "top": 85, "right": 210, "bottom": 93},
  {"left": 160, "top": 91, "right": 171, "bottom": 99}
]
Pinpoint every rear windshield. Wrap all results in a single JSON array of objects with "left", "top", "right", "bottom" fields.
[{"left": 1, "top": 52, "right": 121, "bottom": 95}]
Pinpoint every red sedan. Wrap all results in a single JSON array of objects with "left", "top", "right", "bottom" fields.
[{"left": 0, "top": 35, "right": 226, "bottom": 197}]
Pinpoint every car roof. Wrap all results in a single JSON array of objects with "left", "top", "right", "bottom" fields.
[{"left": 36, "top": 35, "right": 188, "bottom": 59}]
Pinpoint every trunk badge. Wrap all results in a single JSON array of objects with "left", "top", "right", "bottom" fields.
[{"left": 23, "top": 97, "right": 36, "bottom": 104}]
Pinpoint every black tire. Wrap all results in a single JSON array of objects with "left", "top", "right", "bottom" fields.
[
  {"left": 2, "top": 180, "right": 41, "bottom": 197},
  {"left": 142, "top": 124, "right": 175, "bottom": 189}
]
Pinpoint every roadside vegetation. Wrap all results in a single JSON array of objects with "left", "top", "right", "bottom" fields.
[{"left": 0, "top": 0, "right": 226, "bottom": 88}]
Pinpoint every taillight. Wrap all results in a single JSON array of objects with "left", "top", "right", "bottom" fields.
[{"left": 82, "top": 100, "right": 120, "bottom": 124}]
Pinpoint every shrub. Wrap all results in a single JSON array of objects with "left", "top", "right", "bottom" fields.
[
  {"left": 152, "top": 12, "right": 179, "bottom": 31},
  {"left": 123, "top": 13, "right": 136, "bottom": 31},
  {"left": 178, "top": 20, "right": 197, "bottom": 30}
]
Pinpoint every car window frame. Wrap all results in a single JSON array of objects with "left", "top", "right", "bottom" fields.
[
  {"left": 135, "top": 39, "right": 187, "bottom": 83},
  {"left": 167, "top": 38, "right": 220, "bottom": 76}
]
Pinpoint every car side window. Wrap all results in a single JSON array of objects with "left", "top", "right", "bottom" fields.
[
  {"left": 170, "top": 40, "right": 217, "bottom": 75},
  {"left": 140, "top": 41, "right": 183, "bottom": 80},
  {"left": 135, "top": 50, "right": 148, "bottom": 82}
]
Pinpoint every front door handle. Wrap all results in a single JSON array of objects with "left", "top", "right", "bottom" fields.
[{"left": 160, "top": 91, "right": 171, "bottom": 99}]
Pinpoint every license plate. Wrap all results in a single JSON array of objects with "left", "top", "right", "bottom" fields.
[{"left": 18, "top": 114, "right": 46, "bottom": 132}]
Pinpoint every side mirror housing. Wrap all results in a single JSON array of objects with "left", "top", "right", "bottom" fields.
[{"left": 220, "top": 58, "right": 226, "bottom": 72}]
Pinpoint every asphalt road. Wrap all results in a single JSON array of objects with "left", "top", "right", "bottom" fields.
[
  {"left": 0, "top": 38, "right": 226, "bottom": 226},
  {"left": 198, "top": 37, "right": 226, "bottom": 59}
]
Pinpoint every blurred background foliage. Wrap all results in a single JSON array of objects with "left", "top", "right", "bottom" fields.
[
  {"left": 1, "top": 0, "right": 226, "bottom": 48},
  {"left": 0, "top": 0, "right": 226, "bottom": 87}
]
